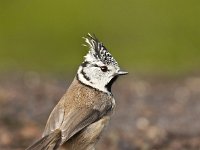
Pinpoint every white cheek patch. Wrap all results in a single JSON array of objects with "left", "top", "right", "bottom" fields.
[{"left": 77, "top": 66, "right": 110, "bottom": 93}]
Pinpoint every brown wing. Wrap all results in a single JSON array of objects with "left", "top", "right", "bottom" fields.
[
  {"left": 63, "top": 116, "right": 110, "bottom": 150},
  {"left": 26, "top": 129, "right": 61, "bottom": 150},
  {"left": 42, "top": 98, "right": 111, "bottom": 145}
]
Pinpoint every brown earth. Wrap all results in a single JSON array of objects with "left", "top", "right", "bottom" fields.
[{"left": 0, "top": 72, "right": 200, "bottom": 150}]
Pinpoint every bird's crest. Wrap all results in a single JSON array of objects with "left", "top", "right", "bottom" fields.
[{"left": 83, "top": 33, "right": 118, "bottom": 66}]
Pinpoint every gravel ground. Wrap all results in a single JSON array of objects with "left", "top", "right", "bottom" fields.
[{"left": 0, "top": 72, "right": 200, "bottom": 150}]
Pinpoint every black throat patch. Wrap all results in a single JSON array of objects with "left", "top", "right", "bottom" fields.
[{"left": 105, "top": 75, "right": 118, "bottom": 93}]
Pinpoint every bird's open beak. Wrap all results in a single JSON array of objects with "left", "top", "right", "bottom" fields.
[{"left": 117, "top": 70, "right": 128, "bottom": 75}]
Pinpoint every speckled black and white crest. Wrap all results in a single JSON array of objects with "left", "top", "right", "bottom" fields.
[{"left": 84, "top": 33, "right": 118, "bottom": 66}]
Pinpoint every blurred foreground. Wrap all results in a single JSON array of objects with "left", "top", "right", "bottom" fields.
[{"left": 0, "top": 72, "right": 200, "bottom": 150}]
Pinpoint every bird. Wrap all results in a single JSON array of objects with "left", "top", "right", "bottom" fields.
[{"left": 26, "top": 33, "right": 128, "bottom": 150}]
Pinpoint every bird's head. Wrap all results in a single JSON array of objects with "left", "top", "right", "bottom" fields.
[{"left": 77, "top": 34, "right": 128, "bottom": 94}]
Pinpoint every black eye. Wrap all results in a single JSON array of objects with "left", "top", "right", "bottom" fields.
[{"left": 100, "top": 66, "right": 108, "bottom": 72}]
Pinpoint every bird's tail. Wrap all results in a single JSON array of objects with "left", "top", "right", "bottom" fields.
[{"left": 26, "top": 129, "right": 62, "bottom": 150}]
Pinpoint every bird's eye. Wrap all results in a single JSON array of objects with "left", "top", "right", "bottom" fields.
[{"left": 100, "top": 66, "right": 108, "bottom": 72}]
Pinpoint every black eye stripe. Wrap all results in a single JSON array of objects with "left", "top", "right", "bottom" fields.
[
  {"left": 92, "top": 64, "right": 109, "bottom": 72},
  {"left": 93, "top": 64, "right": 99, "bottom": 67}
]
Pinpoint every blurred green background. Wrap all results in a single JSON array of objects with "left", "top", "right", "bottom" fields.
[
  {"left": 0, "top": 0, "right": 200, "bottom": 76},
  {"left": 1, "top": 1, "right": 200, "bottom": 149}
]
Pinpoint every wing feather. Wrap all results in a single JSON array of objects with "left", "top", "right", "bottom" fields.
[{"left": 43, "top": 101, "right": 101, "bottom": 145}]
